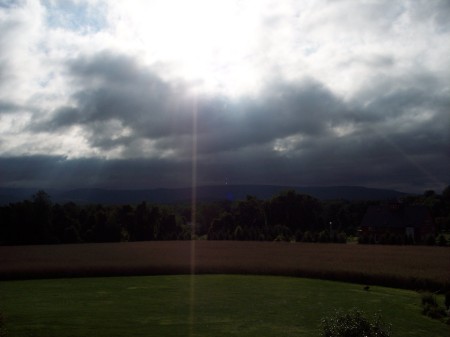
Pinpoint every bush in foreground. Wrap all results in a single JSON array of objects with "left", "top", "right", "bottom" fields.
[
  {"left": 321, "top": 308, "right": 391, "bottom": 337},
  {"left": 421, "top": 292, "right": 448, "bottom": 320},
  {"left": 445, "top": 292, "right": 450, "bottom": 310}
]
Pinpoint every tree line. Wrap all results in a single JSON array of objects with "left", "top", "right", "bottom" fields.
[{"left": 0, "top": 187, "right": 449, "bottom": 246}]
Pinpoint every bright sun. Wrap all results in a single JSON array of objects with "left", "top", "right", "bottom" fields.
[{"left": 115, "top": 0, "right": 262, "bottom": 96}]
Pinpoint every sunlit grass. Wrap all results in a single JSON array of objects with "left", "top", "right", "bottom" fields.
[{"left": 0, "top": 275, "right": 448, "bottom": 337}]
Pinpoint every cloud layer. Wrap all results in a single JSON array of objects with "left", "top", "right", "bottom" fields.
[{"left": 0, "top": 0, "right": 449, "bottom": 193}]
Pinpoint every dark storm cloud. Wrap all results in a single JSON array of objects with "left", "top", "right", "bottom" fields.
[
  {"left": 54, "top": 55, "right": 173, "bottom": 127},
  {"left": 48, "top": 50, "right": 444, "bottom": 140},
  {"left": 2, "top": 130, "right": 446, "bottom": 193},
  {"left": 41, "top": 51, "right": 348, "bottom": 156},
  {"left": 26, "top": 49, "right": 449, "bottom": 192},
  {"left": 0, "top": 155, "right": 192, "bottom": 190},
  {"left": 1, "top": 1, "right": 449, "bottom": 195},
  {"left": 38, "top": 52, "right": 193, "bottom": 145},
  {"left": 195, "top": 80, "right": 345, "bottom": 154}
]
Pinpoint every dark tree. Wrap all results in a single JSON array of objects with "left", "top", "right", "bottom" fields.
[
  {"left": 130, "top": 202, "right": 152, "bottom": 241},
  {"left": 158, "top": 208, "right": 179, "bottom": 240},
  {"left": 234, "top": 195, "right": 266, "bottom": 240},
  {"left": 208, "top": 212, "right": 235, "bottom": 240},
  {"left": 266, "top": 190, "right": 322, "bottom": 232},
  {"left": 31, "top": 190, "right": 54, "bottom": 243},
  {"left": 52, "top": 203, "right": 81, "bottom": 243}
]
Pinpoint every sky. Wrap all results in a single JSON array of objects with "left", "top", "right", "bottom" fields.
[{"left": 0, "top": 0, "right": 449, "bottom": 193}]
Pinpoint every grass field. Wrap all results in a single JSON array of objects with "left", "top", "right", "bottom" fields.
[
  {"left": 1, "top": 241, "right": 449, "bottom": 290},
  {"left": 0, "top": 275, "right": 449, "bottom": 337}
]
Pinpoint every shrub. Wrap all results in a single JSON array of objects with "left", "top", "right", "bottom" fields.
[
  {"left": 422, "top": 303, "right": 447, "bottom": 319},
  {"left": 321, "top": 308, "right": 391, "bottom": 337},
  {"left": 421, "top": 292, "right": 447, "bottom": 320},
  {"left": 318, "top": 230, "right": 330, "bottom": 243},
  {"left": 233, "top": 226, "right": 244, "bottom": 240},
  {"left": 274, "top": 234, "right": 287, "bottom": 242},
  {"left": 437, "top": 234, "right": 447, "bottom": 247},
  {"left": 272, "top": 225, "right": 291, "bottom": 242},
  {"left": 421, "top": 292, "right": 437, "bottom": 307}
]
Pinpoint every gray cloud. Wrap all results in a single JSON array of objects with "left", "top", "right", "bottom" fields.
[
  {"left": 1, "top": 136, "right": 447, "bottom": 193},
  {"left": 408, "top": 0, "right": 450, "bottom": 29},
  {"left": 41, "top": 52, "right": 348, "bottom": 156},
  {"left": 1, "top": 1, "right": 449, "bottom": 193},
  {"left": 21, "top": 48, "right": 449, "bottom": 192},
  {"left": 0, "top": 155, "right": 191, "bottom": 189},
  {"left": 0, "top": 100, "right": 22, "bottom": 114}
]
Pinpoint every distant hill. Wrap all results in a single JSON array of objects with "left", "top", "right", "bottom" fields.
[{"left": 0, "top": 185, "right": 410, "bottom": 205}]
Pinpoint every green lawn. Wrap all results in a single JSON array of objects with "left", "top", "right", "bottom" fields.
[{"left": 0, "top": 275, "right": 448, "bottom": 337}]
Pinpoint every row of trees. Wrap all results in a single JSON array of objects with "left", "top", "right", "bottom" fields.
[
  {"left": 0, "top": 191, "right": 186, "bottom": 245},
  {"left": 0, "top": 187, "right": 449, "bottom": 245},
  {"left": 206, "top": 192, "right": 350, "bottom": 242}
]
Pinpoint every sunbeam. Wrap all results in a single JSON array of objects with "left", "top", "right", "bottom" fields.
[{"left": 189, "top": 92, "right": 198, "bottom": 335}]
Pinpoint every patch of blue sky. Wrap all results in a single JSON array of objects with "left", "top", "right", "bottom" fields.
[{"left": 43, "top": 0, "right": 107, "bottom": 34}]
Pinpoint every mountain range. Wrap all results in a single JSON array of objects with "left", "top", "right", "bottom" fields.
[{"left": 0, "top": 185, "right": 410, "bottom": 205}]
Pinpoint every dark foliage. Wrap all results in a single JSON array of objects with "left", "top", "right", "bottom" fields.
[
  {"left": 421, "top": 292, "right": 438, "bottom": 307},
  {"left": 0, "top": 193, "right": 184, "bottom": 245},
  {"left": 421, "top": 292, "right": 448, "bottom": 320},
  {"left": 321, "top": 308, "right": 391, "bottom": 337},
  {"left": 0, "top": 186, "right": 448, "bottom": 245},
  {"left": 437, "top": 234, "right": 448, "bottom": 246}
]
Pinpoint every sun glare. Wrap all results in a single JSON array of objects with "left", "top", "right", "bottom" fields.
[{"left": 116, "top": 0, "right": 262, "bottom": 96}]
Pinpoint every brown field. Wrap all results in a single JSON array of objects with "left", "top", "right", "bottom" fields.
[{"left": 1, "top": 241, "right": 449, "bottom": 291}]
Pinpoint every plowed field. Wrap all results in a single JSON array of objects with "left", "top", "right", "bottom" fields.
[{"left": 1, "top": 241, "right": 449, "bottom": 290}]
